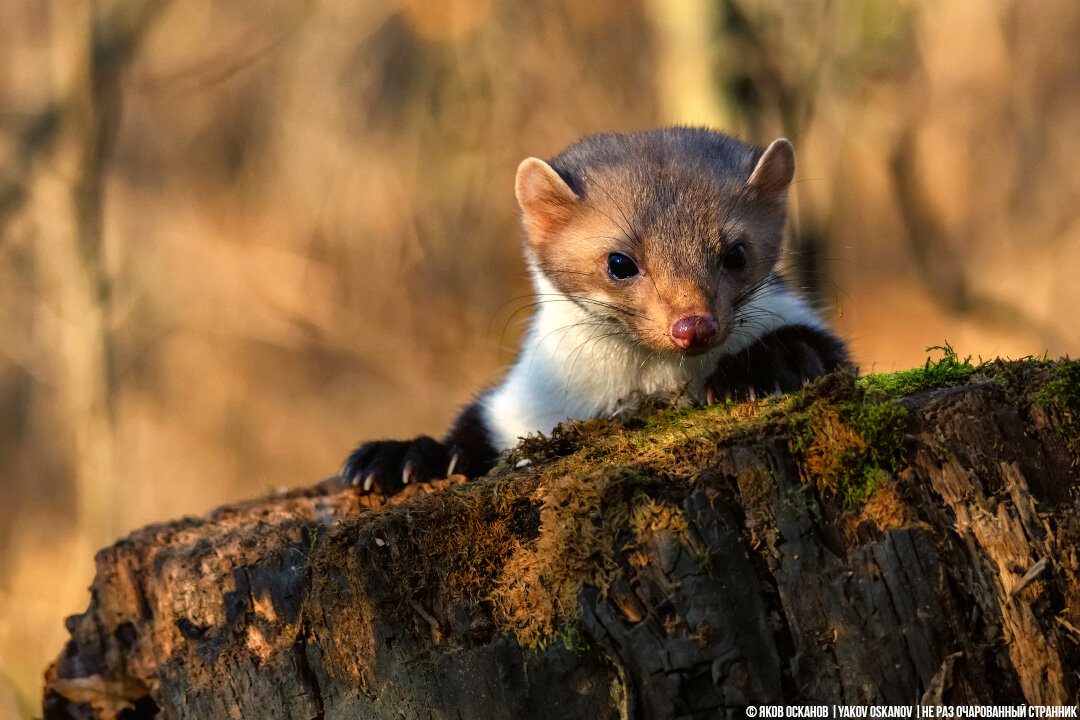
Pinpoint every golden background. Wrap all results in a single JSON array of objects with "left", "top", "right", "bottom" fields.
[{"left": 2, "top": 0, "right": 1079, "bottom": 711}]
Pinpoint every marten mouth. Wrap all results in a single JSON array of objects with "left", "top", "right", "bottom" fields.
[{"left": 671, "top": 338, "right": 728, "bottom": 358}]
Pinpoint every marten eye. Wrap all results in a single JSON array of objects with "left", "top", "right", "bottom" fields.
[
  {"left": 607, "top": 253, "right": 639, "bottom": 280},
  {"left": 723, "top": 244, "right": 747, "bottom": 271}
]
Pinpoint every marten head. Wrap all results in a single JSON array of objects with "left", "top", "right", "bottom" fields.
[{"left": 515, "top": 127, "right": 795, "bottom": 356}]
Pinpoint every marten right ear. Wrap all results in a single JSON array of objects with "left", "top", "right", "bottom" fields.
[
  {"left": 747, "top": 138, "right": 795, "bottom": 200},
  {"left": 515, "top": 157, "right": 580, "bottom": 238}
]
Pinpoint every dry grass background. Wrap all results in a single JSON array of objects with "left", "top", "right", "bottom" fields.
[{"left": 2, "top": 0, "right": 1079, "bottom": 713}]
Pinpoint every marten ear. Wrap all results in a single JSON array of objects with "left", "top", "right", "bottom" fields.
[
  {"left": 747, "top": 138, "right": 795, "bottom": 199},
  {"left": 515, "top": 157, "right": 580, "bottom": 238}
]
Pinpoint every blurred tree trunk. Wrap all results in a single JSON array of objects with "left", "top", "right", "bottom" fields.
[
  {"left": 644, "top": 0, "right": 728, "bottom": 127},
  {"left": 42, "top": 361, "right": 1080, "bottom": 718},
  {"left": 29, "top": 0, "right": 118, "bottom": 556},
  {"left": 7, "top": 0, "right": 166, "bottom": 549}
]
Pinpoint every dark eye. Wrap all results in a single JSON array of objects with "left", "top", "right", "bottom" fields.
[
  {"left": 723, "top": 244, "right": 747, "bottom": 271},
  {"left": 607, "top": 253, "right": 639, "bottom": 280}
]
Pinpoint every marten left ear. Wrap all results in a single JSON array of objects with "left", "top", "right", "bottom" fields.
[
  {"left": 516, "top": 157, "right": 580, "bottom": 238},
  {"left": 747, "top": 138, "right": 795, "bottom": 199}
]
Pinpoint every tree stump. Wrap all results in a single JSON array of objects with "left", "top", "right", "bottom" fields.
[{"left": 43, "top": 359, "right": 1080, "bottom": 719}]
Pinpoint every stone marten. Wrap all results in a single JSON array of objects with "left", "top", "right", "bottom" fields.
[{"left": 342, "top": 127, "right": 849, "bottom": 492}]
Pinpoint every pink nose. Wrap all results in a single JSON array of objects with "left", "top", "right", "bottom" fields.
[{"left": 670, "top": 315, "right": 717, "bottom": 350}]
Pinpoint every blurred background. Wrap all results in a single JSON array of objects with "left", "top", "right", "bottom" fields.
[{"left": 2, "top": 0, "right": 1080, "bottom": 712}]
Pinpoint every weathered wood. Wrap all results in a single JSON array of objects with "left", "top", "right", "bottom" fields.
[{"left": 43, "top": 361, "right": 1080, "bottom": 718}]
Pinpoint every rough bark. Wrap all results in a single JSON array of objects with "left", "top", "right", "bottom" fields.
[{"left": 43, "top": 360, "right": 1080, "bottom": 719}]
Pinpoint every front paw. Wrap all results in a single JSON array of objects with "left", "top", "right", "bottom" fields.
[
  {"left": 341, "top": 436, "right": 456, "bottom": 495},
  {"left": 706, "top": 325, "right": 848, "bottom": 403}
]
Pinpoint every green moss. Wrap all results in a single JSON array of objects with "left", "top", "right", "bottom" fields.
[
  {"left": 640, "top": 399, "right": 748, "bottom": 431},
  {"left": 555, "top": 624, "right": 591, "bottom": 653},
  {"left": 858, "top": 342, "right": 980, "bottom": 396},
  {"left": 1037, "top": 359, "right": 1080, "bottom": 451},
  {"left": 843, "top": 400, "right": 909, "bottom": 501},
  {"left": 792, "top": 374, "right": 909, "bottom": 506}
]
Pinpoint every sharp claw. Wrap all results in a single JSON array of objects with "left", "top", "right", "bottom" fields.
[
  {"left": 706, "top": 387, "right": 716, "bottom": 405},
  {"left": 402, "top": 461, "right": 415, "bottom": 485},
  {"left": 362, "top": 472, "right": 376, "bottom": 492},
  {"left": 447, "top": 452, "right": 461, "bottom": 477},
  {"left": 748, "top": 387, "right": 757, "bottom": 402},
  {"left": 350, "top": 473, "right": 361, "bottom": 488}
]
